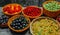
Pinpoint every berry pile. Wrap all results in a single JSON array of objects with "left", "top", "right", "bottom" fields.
[
  {"left": 43, "top": 1, "right": 60, "bottom": 12},
  {"left": 23, "top": 6, "right": 41, "bottom": 17},
  {"left": 3, "top": 4, "right": 22, "bottom": 15},
  {"left": 0, "top": 15, "right": 9, "bottom": 26},
  {"left": 10, "top": 16, "right": 29, "bottom": 30}
]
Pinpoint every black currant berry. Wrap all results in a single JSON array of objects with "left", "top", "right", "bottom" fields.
[
  {"left": 0, "top": 15, "right": 9, "bottom": 26},
  {"left": 10, "top": 16, "right": 29, "bottom": 30}
]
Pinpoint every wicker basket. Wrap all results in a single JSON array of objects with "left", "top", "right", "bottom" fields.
[
  {"left": 43, "top": 1, "right": 60, "bottom": 18},
  {"left": 22, "top": 6, "right": 43, "bottom": 18},
  {"left": 30, "top": 17, "right": 60, "bottom": 35},
  {"left": 2, "top": 3, "right": 22, "bottom": 15},
  {"left": 8, "top": 15, "right": 30, "bottom": 32}
]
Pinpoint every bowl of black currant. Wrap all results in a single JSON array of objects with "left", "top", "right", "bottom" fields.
[
  {"left": 8, "top": 15, "right": 30, "bottom": 32},
  {"left": 0, "top": 14, "right": 10, "bottom": 27}
]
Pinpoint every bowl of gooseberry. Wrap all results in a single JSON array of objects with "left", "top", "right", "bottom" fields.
[
  {"left": 30, "top": 17, "right": 60, "bottom": 35},
  {"left": 22, "top": 6, "right": 43, "bottom": 18},
  {"left": 2, "top": 3, "right": 22, "bottom": 15},
  {"left": 43, "top": 1, "right": 60, "bottom": 18},
  {"left": 0, "top": 14, "right": 10, "bottom": 27},
  {"left": 8, "top": 15, "right": 30, "bottom": 32}
]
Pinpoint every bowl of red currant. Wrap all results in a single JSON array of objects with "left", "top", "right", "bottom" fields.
[
  {"left": 2, "top": 3, "right": 22, "bottom": 15},
  {"left": 22, "top": 6, "right": 43, "bottom": 18}
]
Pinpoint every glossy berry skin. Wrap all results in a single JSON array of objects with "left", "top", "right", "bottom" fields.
[
  {"left": 0, "top": 15, "right": 9, "bottom": 27},
  {"left": 10, "top": 16, "right": 28, "bottom": 30}
]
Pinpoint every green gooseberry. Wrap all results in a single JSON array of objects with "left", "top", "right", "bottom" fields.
[{"left": 43, "top": 1, "right": 60, "bottom": 12}]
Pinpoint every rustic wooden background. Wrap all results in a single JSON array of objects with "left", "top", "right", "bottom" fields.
[{"left": 0, "top": 0, "right": 60, "bottom": 7}]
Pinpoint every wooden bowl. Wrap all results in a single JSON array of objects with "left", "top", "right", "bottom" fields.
[
  {"left": 43, "top": 1, "right": 60, "bottom": 18},
  {"left": 2, "top": 3, "right": 22, "bottom": 15},
  {"left": 8, "top": 15, "right": 30, "bottom": 32},
  {"left": 30, "top": 17, "right": 60, "bottom": 35},
  {"left": 0, "top": 23, "right": 8, "bottom": 27},
  {"left": 22, "top": 6, "right": 43, "bottom": 18}
]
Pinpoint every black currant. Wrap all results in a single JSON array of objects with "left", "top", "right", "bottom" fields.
[{"left": 10, "top": 16, "right": 29, "bottom": 30}]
